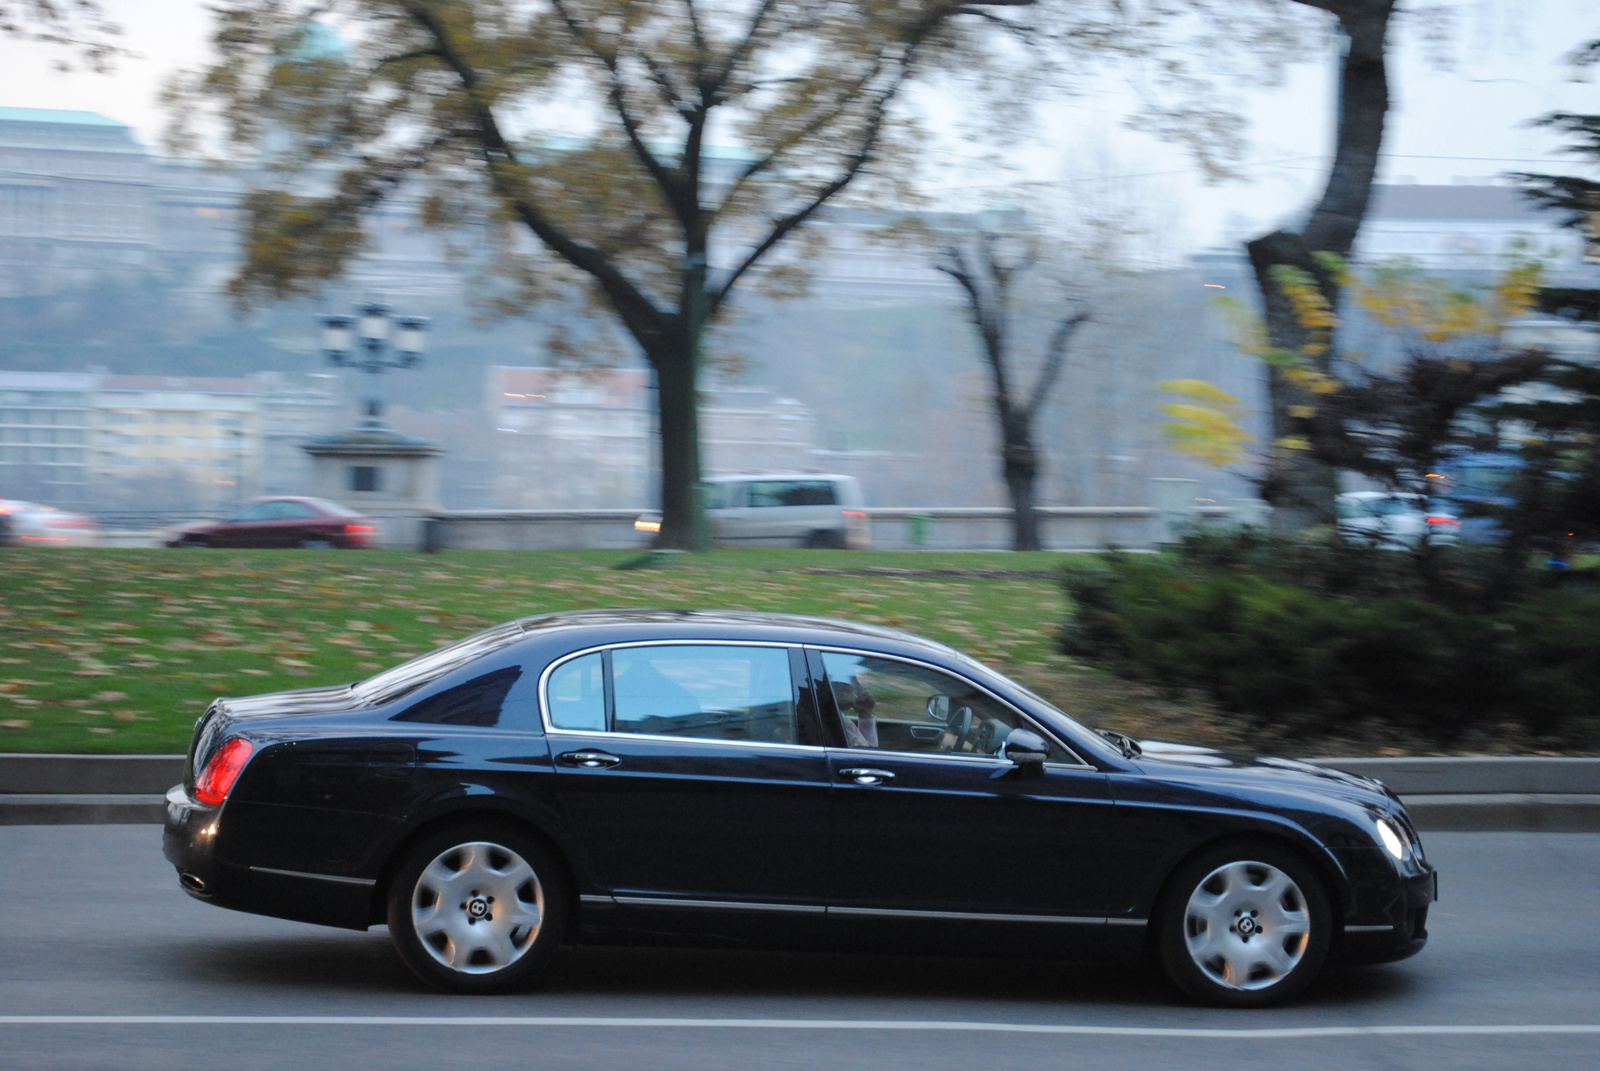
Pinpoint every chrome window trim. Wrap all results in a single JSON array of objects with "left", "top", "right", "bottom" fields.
[
  {"left": 538, "top": 639, "right": 814, "bottom": 748},
  {"left": 548, "top": 728, "right": 824, "bottom": 755},
  {"left": 1344, "top": 923, "right": 1399, "bottom": 933},
  {"left": 806, "top": 645, "right": 1095, "bottom": 770}
]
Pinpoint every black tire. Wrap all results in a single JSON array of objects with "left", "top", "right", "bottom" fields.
[
  {"left": 1156, "top": 840, "right": 1332, "bottom": 1007},
  {"left": 804, "top": 529, "right": 845, "bottom": 550},
  {"left": 386, "top": 821, "right": 569, "bottom": 994},
  {"left": 300, "top": 537, "right": 335, "bottom": 549},
  {"left": 178, "top": 536, "right": 209, "bottom": 548}
]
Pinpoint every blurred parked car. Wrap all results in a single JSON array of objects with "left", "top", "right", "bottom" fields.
[
  {"left": 165, "top": 496, "right": 376, "bottom": 549},
  {"left": 0, "top": 499, "right": 97, "bottom": 546},
  {"left": 636, "top": 473, "right": 870, "bottom": 549},
  {"left": 1337, "top": 492, "right": 1458, "bottom": 548}
]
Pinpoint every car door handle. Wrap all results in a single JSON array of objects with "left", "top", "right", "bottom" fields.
[
  {"left": 559, "top": 750, "right": 621, "bottom": 769},
  {"left": 839, "top": 767, "right": 895, "bottom": 786}
]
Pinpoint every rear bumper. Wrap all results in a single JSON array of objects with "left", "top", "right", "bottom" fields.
[{"left": 162, "top": 784, "right": 375, "bottom": 930}]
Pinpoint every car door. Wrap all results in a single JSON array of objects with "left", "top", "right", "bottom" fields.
[
  {"left": 545, "top": 642, "right": 833, "bottom": 914},
  {"left": 216, "top": 501, "right": 275, "bottom": 547},
  {"left": 809, "top": 648, "right": 1117, "bottom": 944}
]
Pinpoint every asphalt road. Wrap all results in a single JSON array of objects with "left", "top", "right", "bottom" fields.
[{"left": 2, "top": 828, "right": 1598, "bottom": 1071}]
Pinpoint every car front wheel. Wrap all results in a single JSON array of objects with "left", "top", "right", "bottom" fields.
[
  {"left": 386, "top": 823, "right": 568, "bottom": 994},
  {"left": 1157, "top": 841, "right": 1332, "bottom": 1007}
]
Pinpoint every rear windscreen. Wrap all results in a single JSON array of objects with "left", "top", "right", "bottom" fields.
[{"left": 354, "top": 623, "right": 526, "bottom": 706}]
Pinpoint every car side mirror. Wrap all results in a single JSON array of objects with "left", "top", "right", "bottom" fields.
[
  {"left": 925, "top": 694, "right": 950, "bottom": 723},
  {"left": 1002, "top": 728, "right": 1049, "bottom": 777}
]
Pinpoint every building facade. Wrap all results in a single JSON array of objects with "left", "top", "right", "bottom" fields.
[{"left": 0, "top": 369, "right": 341, "bottom": 512}]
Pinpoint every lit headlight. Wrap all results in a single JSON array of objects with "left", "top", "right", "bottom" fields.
[{"left": 1376, "top": 817, "right": 1407, "bottom": 860}]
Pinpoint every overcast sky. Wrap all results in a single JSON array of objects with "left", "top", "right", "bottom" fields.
[{"left": 2, "top": 0, "right": 1597, "bottom": 254}]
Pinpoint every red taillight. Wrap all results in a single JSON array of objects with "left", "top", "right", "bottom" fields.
[
  {"left": 345, "top": 524, "right": 374, "bottom": 533},
  {"left": 194, "top": 738, "right": 253, "bottom": 806},
  {"left": 842, "top": 511, "right": 866, "bottom": 518},
  {"left": 1426, "top": 516, "right": 1461, "bottom": 526}
]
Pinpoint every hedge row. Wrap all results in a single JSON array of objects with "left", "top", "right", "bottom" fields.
[{"left": 1060, "top": 531, "right": 1600, "bottom": 747}]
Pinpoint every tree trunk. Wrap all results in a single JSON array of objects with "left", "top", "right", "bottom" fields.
[
  {"left": 652, "top": 338, "right": 706, "bottom": 552},
  {"left": 1246, "top": 0, "right": 1395, "bottom": 532},
  {"left": 1001, "top": 412, "right": 1041, "bottom": 552}
]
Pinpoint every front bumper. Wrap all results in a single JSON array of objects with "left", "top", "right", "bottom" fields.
[{"left": 1338, "top": 866, "right": 1437, "bottom": 965}]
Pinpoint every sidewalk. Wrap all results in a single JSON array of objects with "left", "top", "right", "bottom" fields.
[{"left": 2, "top": 753, "right": 1598, "bottom": 829}]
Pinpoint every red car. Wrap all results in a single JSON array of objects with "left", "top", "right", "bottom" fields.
[{"left": 166, "top": 496, "right": 377, "bottom": 549}]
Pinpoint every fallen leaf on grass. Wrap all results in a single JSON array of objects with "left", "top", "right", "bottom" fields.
[
  {"left": 106, "top": 636, "right": 147, "bottom": 645},
  {"left": 113, "top": 710, "right": 140, "bottom": 722},
  {"left": 87, "top": 727, "right": 113, "bottom": 734},
  {"left": 239, "top": 669, "right": 272, "bottom": 677},
  {"left": 0, "top": 719, "right": 31, "bottom": 729},
  {"left": 93, "top": 692, "right": 128, "bottom": 701}
]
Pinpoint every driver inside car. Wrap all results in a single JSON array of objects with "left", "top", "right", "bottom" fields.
[{"left": 832, "top": 678, "right": 879, "bottom": 749}]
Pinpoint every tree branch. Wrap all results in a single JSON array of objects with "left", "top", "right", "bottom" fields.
[
  {"left": 396, "top": 0, "right": 670, "bottom": 348},
  {"left": 1025, "top": 311, "right": 1088, "bottom": 423}
]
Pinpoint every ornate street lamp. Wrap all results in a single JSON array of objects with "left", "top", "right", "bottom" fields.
[{"left": 319, "top": 301, "right": 430, "bottom": 427}]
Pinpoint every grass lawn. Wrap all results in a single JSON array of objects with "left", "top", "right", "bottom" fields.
[{"left": 0, "top": 547, "right": 1247, "bottom": 755}]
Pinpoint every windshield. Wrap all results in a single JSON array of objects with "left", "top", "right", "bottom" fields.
[{"left": 353, "top": 623, "right": 526, "bottom": 706}]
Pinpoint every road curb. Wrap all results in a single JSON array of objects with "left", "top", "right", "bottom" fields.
[
  {"left": 0, "top": 794, "right": 167, "bottom": 825},
  {"left": 3, "top": 754, "right": 1600, "bottom": 829}
]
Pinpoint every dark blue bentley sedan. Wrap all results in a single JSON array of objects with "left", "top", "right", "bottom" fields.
[{"left": 163, "top": 610, "right": 1435, "bottom": 1005}]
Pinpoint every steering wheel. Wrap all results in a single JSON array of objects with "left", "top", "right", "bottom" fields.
[
  {"left": 973, "top": 718, "right": 998, "bottom": 756},
  {"left": 944, "top": 705, "right": 974, "bottom": 753}
]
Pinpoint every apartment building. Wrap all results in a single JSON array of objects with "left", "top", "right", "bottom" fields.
[
  {"left": 0, "top": 370, "right": 341, "bottom": 512},
  {"left": 487, "top": 367, "right": 821, "bottom": 509}
]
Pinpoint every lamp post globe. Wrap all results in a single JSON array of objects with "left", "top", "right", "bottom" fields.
[{"left": 317, "top": 303, "right": 430, "bottom": 426}]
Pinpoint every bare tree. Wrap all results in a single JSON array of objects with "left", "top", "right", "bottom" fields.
[
  {"left": 1245, "top": 0, "right": 1398, "bottom": 532},
  {"left": 936, "top": 230, "right": 1087, "bottom": 550}
]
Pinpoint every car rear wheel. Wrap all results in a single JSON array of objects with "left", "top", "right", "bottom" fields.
[
  {"left": 1157, "top": 841, "right": 1331, "bottom": 1007},
  {"left": 386, "top": 823, "right": 569, "bottom": 994},
  {"left": 300, "top": 537, "right": 335, "bottom": 549},
  {"left": 178, "top": 536, "right": 210, "bottom": 548},
  {"left": 804, "top": 529, "right": 845, "bottom": 549}
]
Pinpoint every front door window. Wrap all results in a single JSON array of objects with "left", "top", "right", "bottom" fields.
[{"left": 816, "top": 650, "right": 1075, "bottom": 761}]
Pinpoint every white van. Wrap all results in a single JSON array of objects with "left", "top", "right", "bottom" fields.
[{"left": 636, "top": 474, "right": 871, "bottom": 548}]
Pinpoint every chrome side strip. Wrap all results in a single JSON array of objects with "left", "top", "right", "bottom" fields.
[
  {"left": 1344, "top": 923, "right": 1398, "bottom": 933},
  {"left": 593, "top": 895, "right": 1145, "bottom": 926},
  {"left": 830, "top": 906, "right": 1110, "bottom": 926},
  {"left": 613, "top": 896, "right": 826, "bottom": 914},
  {"left": 248, "top": 866, "right": 376, "bottom": 888}
]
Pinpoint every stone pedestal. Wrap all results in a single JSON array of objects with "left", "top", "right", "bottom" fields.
[{"left": 302, "top": 428, "right": 444, "bottom": 549}]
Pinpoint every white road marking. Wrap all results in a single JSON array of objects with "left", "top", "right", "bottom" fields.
[{"left": 0, "top": 1017, "right": 1597, "bottom": 1038}]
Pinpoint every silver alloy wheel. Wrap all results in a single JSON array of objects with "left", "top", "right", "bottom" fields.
[
  {"left": 1183, "top": 859, "right": 1311, "bottom": 991},
  {"left": 410, "top": 841, "right": 544, "bottom": 975}
]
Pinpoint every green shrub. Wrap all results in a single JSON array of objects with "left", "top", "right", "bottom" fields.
[{"left": 1061, "top": 531, "right": 1600, "bottom": 747}]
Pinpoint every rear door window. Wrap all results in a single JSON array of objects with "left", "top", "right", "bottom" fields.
[
  {"left": 747, "top": 480, "right": 837, "bottom": 507},
  {"left": 544, "top": 645, "right": 800, "bottom": 744}
]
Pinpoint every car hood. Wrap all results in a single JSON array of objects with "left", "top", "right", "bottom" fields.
[
  {"left": 214, "top": 684, "right": 359, "bottom": 719},
  {"left": 1132, "top": 740, "right": 1394, "bottom": 806}
]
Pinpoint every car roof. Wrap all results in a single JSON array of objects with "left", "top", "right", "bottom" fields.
[
  {"left": 513, "top": 607, "right": 954, "bottom": 656},
  {"left": 1338, "top": 491, "right": 1421, "bottom": 501},
  {"left": 704, "top": 473, "right": 855, "bottom": 483}
]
